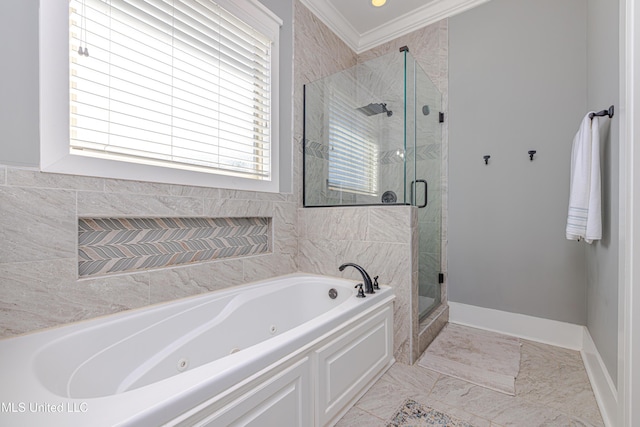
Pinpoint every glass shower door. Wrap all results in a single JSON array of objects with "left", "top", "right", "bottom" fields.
[
  {"left": 404, "top": 51, "right": 443, "bottom": 320},
  {"left": 303, "top": 51, "right": 408, "bottom": 207}
]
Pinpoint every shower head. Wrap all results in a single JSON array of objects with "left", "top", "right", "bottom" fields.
[
  {"left": 357, "top": 103, "right": 393, "bottom": 117},
  {"left": 422, "top": 105, "right": 430, "bottom": 116}
]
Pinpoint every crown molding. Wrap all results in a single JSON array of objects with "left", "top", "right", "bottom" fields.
[
  {"left": 358, "top": 0, "right": 491, "bottom": 52},
  {"left": 300, "top": 0, "right": 492, "bottom": 54},
  {"left": 298, "top": 0, "right": 361, "bottom": 52}
]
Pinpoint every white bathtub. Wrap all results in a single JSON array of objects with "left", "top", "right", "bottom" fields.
[{"left": 0, "top": 273, "right": 395, "bottom": 426}]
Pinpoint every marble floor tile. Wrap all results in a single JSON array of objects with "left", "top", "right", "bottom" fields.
[
  {"left": 427, "top": 375, "right": 518, "bottom": 420},
  {"left": 334, "top": 406, "right": 385, "bottom": 427},
  {"left": 353, "top": 378, "right": 418, "bottom": 421},
  {"left": 383, "top": 360, "right": 440, "bottom": 394},
  {"left": 490, "top": 398, "right": 578, "bottom": 426},
  {"left": 516, "top": 341, "right": 604, "bottom": 426},
  {"left": 337, "top": 328, "right": 604, "bottom": 427},
  {"left": 354, "top": 373, "right": 436, "bottom": 422},
  {"left": 520, "top": 340, "right": 584, "bottom": 368},
  {"left": 421, "top": 398, "right": 492, "bottom": 427}
]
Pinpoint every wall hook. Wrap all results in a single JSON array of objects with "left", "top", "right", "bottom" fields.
[
  {"left": 589, "top": 105, "right": 614, "bottom": 119},
  {"left": 483, "top": 155, "right": 490, "bottom": 165},
  {"left": 528, "top": 150, "right": 536, "bottom": 161}
]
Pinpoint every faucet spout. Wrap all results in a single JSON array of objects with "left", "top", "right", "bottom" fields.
[{"left": 339, "top": 263, "right": 375, "bottom": 294}]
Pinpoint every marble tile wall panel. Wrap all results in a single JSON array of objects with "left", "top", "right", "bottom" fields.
[
  {"left": 294, "top": 1, "right": 357, "bottom": 205},
  {"left": 0, "top": 166, "right": 297, "bottom": 338},
  {"left": 243, "top": 252, "right": 298, "bottom": 283},
  {"left": 358, "top": 21, "right": 448, "bottom": 96},
  {"left": 0, "top": 258, "right": 150, "bottom": 337},
  {"left": 78, "top": 191, "right": 204, "bottom": 217},
  {"left": 297, "top": 205, "right": 414, "bottom": 363},
  {"left": 78, "top": 217, "right": 270, "bottom": 277},
  {"left": 342, "top": 239, "right": 414, "bottom": 363},
  {"left": 299, "top": 206, "right": 368, "bottom": 241},
  {"left": 0, "top": 187, "right": 76, "bottom": 263},
  {"left": 204, "top": 198, "right": 273, "bottom": 218},
  {"left": 103, "top": 178, "right": 220, "bottom": 199},
  {"left": 293, "top": 3, "right": 357, "bottom": 100},
  {"left": 148, "top": 259, "right": 244, "bottom": 305},
  {"left": 7, "top": 168, "right": 104, "bottom": 191},
  {"left": 297, "top": 238, "right": 341, "bottom": 275},
  {"left": 274, "top": 235, "right": 297, "bottom": 257},
  {"left": 368, "top": 206, "right": 412, "bottom": 243}
]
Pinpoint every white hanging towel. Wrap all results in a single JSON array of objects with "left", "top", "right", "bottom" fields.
[{"left": 566, "top": 113, "right": 601, "bottom": 243}]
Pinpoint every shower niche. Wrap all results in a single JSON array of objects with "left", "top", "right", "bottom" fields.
[{"left": 303, "top": 48, "right": 444, "bottom": 325}]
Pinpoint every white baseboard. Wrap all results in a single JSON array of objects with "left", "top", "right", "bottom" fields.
[
  {"left": 448, "top": 302, "right": 618, "bottom": 427},
  {"left": 581, "top": 328, "right": 618, "bottom": 427},
  {"left": 448, "top": 302, "right": 583, "bottom": 349}
]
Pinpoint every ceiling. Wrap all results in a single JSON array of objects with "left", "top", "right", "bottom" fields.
[{"left": 299, "top": 0, "right": 491, "bottom": 54}]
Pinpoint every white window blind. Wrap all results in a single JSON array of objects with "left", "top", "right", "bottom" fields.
[
  {"left": 69, "top": 0, "right": 273, "bottom": 180},
  {"left": 327, "top": 90, "right": 378, "bottom": 195}
]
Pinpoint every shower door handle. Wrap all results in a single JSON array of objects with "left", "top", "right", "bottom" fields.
[{"left": 411, "top": 179, "right": 428, "bottom": 208}]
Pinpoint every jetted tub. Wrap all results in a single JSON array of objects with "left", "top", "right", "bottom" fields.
[{"left": 0, "top": 273, "right": 395, "bottom": 426}]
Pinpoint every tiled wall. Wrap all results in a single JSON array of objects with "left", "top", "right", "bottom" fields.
[
  {"left": 292, "top": 2, "right": 357, "bottom": 206},
  {"left": 298, "top": 205, "right": 417, "bottom": 363},
  {"left": 293, "top": 0, "right": 448, "bottom": 364},
  {"left": 0, "top": 166, "right": 297, "bottom": 337}
]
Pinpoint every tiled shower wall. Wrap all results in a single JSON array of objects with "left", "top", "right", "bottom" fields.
[
  {"left": 0, "top": 166, "right": 297, "bottom": 337},
  {"left": 358, "top": 17, "right": 450, "bottom": 309},
  {"left": 294, "top": 1, "right": 449, "bottom": 364}
]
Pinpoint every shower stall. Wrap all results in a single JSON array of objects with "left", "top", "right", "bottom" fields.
[{"left": 303, "top": 48, "right": 443, "bottom": 321}]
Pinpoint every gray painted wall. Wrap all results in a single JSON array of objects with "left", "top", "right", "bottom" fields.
[
  {"left": 586, "top": 0, "right": 619, "bottom": 385},
  {"left": 448, "top": 0, "right": 589, "bottom": 324},
  {"left": 0, "top": 0, "right": 40, "bottom": 167}
]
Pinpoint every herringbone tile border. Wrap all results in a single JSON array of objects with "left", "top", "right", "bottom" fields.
[{"left": 78, "top": 217, "right": 270, "bottom": 277}]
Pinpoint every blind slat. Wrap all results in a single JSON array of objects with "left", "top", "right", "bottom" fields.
[
  {"left": 327, "top": 89, "right": 378, "bottom": 194},
  {"left": 69, "top": 0, "right": 272, "bottom": 180}
]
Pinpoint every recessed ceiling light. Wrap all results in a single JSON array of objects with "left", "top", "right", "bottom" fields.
[{"left": 372, "top": 0, "right": 386, "bottom": 7}]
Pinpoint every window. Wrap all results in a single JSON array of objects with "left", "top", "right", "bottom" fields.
[
  {"left": 327, "top": 89, "right": 378, "bottom": 195},
  {"left": 40, "top": 0, "right": 281, "bottom": 192}
]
